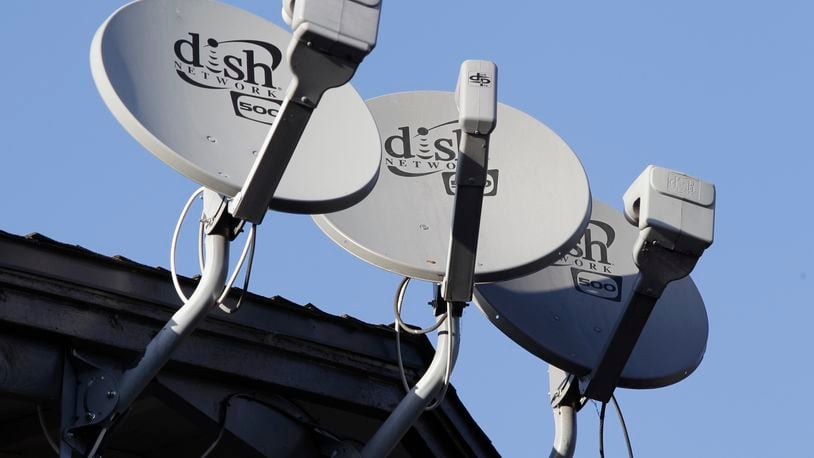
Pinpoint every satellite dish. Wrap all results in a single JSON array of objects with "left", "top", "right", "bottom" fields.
[
  {"left": 313, "top": 91, "right": 591, "bottom": 283},
  {"left": 474, "top": 199, "right": 709, "bottom": 388},
  {"left": 90, "top": 0, "right": 381, "bottom": 214},
  {"left": 79, "top": 0, "right": 384, "bottom": 454}
]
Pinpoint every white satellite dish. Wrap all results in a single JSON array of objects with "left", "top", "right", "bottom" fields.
[
  {"left": 313, "top": 91, "right": 591, "bottom": 283},
  {"left": 77, "top": 0, "right": 383, "bottom": 455},
  {"left": 475, "top": 166, "right": 715, "bottom": 458},
  {"left": 474, "top": 199, "right": 709, "bottom": 388},
  {"left": 90, "top": 0, "right": 381, "bottom": 214},
  {"left": 312, "top": 87, "right": 592, "bottom": 457}
]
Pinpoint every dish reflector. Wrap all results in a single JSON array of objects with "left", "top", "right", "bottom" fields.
[
  {"left": 474, "top": 199, "right": 709, "bottom": 388},
  {"left": 91, "top": 0, "right": 381, "bottom": 214},
  {"left": 313, "top": 91, "right": 591, "bottom": 283}
]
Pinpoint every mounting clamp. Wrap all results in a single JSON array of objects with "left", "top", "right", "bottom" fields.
[{"left": 62, "top": 351, "right": 121, "bottom": 456}]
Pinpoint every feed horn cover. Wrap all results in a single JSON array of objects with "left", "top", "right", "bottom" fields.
[
  {"left": 91, "top": 0, "right": 381, "bottom": 214},
  {"left": 314, "top": 91, "right": 591, "bottom": 283},
  {"left": 474, "top": 200, "right": 709, "bottom": 389}
]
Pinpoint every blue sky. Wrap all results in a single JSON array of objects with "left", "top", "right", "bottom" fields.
[{"left": 2, "top": 1, "right": 813, "bottom": 456}]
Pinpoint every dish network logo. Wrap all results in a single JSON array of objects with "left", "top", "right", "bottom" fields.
[
  {"left": 173, "top": 32, "right": 284, "bottom": 125},
  {"left": 555, "top": 220, "right": 624, "bottom": 302},
  {"left": 383, "top": 120, "right": 499, "bottom": 196}
]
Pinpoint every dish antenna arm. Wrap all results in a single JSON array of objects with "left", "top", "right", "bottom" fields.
[
  {"left": 582, "top": 166, "right": 716, "bottom": 402},
  {"left": 230, "top": 0, "right": 382, "bottom": 224},
  {"left": 441, "top": 60, "right": 498, "bottom": 303}
]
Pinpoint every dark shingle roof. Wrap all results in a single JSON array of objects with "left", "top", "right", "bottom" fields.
[{"left": 0, "top": 229, "right": 499, "bottom": 457}]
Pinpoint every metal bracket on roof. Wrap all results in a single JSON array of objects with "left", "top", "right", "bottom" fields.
[
  {"left": 202, "top": 189, "right": 243, "bottom": 239},
  {"left": 60, "top": 190, "right": 234, "bottom": 457},
  {"left": 61, "top": 350, "right": 120, "bottom": 457}
]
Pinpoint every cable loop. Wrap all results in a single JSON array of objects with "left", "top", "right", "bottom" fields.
[
  {"left": 36, "top": 405, "right": 58, "bottom": 455},
  {"left": 393, "top": 277, "right": 447, "bottom": 335},
  {"left": 612, "top": 394, "right": 634, "bottom": 457},
  {"left": 170, "top": 187, "right": 206, "bottom": 303},
  {"left": 217, "top": 223, "right": 257, "bottom": 313},
  {"left": 392, "top": 277, "right": 453, "bottom": 410},
  {"left": 170, "top": 187, "right": 257, "bottom": 313},
  {"left": 598, "top": 395, "right": 634, "bottom": 458}
]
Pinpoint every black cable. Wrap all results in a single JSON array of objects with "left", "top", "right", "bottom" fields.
[
  {"left": 222, "top": 223, "right": 257, "bottom": 313},
  {"left": 36, "top": 405, "right": 59, "bottom": 455},
  {"left": 201, "top": 393, "right": 265, "bottom": 457},
  {"left": 598, "top": 401, "right": 607, "bottom": 458},
  {"left": 611, "top": 394, "right": 634, "bottom": 458},
  {"left": 200, "top": 392, "right": 343, "bottom": 457}
]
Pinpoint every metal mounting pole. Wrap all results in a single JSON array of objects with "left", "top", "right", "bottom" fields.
[
  {"left": 114, "top": 227, "right": 229, "bottom": 413},
  {"left": 548, "top": 366, "right": 579, "bottom": 458},
  {"left": 361, "top": 310, "right": 461, "bottom": 458},
  {"left": 551, "top": 404, "right": 577, "bottom": 458},
  {"left": 60, "top": 192, "right": 236, "bottom": 457},
  {"left": 114, "top": 192, "right": 232, "bottom": 415},
  {"left": 65, "top": 192, "right": 234, "bottom": 456}
]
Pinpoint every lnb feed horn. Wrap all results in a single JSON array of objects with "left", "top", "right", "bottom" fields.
[
  {"left": 284, "top": 0, "right": 381, "bottom": 62},
  {"left": 229, "top": 0, "right": 383, "bottom": 224},
  {"left": 623, "top": 165, "right": 715, "bottom": 258},
  {"left": 454, "top": 59, "right": 497, "bottom": 135}
]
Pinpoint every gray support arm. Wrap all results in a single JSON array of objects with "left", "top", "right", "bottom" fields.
[
  {"left": 361, "top": 313, "right": 460, "bottom": 458},
  {"left": 441, "top": 133, "right": 489, "bottom": 302},
  {"left": 114, "top": 223, "right": 230, "bottom": 413},
  {"left": 441, "top": 60, "right": 497, "bottom": 303},
  {"left": 551, "top": 405, "right": 577, "bottom": 458},
  {"left": 230, "top": 0, "right": 381, "bottom": 223},
  {"left": 62, "top": 190, "right": 236, "bottom": 456},
  {"left": 548, "top": 366, "right": 579, "bottom": 458},
  {"left": 583, "top": 166, "right": 715, "bottom": 402}
]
